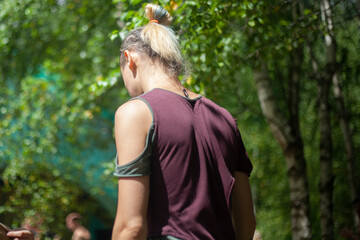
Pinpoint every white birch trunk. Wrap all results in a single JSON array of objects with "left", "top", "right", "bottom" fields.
[
  {"left": 319, "top": 0, "right": 336, "bottom": 239},
  {"left": 254, "top": 60, "right": 311, "bottom": 240}
]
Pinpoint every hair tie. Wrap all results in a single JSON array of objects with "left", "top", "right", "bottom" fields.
[{"left": 149, "top": 19, "right": 159, "bottom": 24}]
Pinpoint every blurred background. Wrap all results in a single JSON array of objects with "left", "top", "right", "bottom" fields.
[{"left": 1, "top": 0, "right": 359, "bottom": 239}]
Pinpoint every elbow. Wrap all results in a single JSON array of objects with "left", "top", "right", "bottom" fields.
[
  {"left": 112, "top": 219, "right": 147, "bottom": 240},
  {"left": 232, "top": 212, "right": 257, "bottom": 240},
  {"left": 250, "top": 215, "right": 256, "bottom": 236},
  {"left": 246, "top": 213, "right": 256, "bottom": 239}
]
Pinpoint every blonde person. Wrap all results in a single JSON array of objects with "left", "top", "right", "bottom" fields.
[{"left": 112, "top": 4, "right": 256, "bottom": 240}]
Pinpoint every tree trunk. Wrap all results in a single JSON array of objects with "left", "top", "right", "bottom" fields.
[
  {"left": 333, "top": 71, "right": 360, "bottom": 227},
  {"left": 357, "top": 0, "right": 360, "bottom": 22},
  {"left": 318, "top": 75, "right": 334, "bottom": 240},
  {"left": 254, "top": 59, "right": 311, "bottom": 240},
  {"left": 289, "top": 1, "right": 303, "bottom": 142},
  {"left": 318, "top": 0, "right": 336, "bottom": 239}
]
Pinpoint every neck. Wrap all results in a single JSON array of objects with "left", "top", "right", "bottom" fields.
[
  {"left": 144, "top": 77, "right": 183, "bottom": 92},
  {"left": 139, "top": 62, "right": 183, "bottom": 93}
]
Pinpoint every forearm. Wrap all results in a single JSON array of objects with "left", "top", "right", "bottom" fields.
[
  {"left": 232, "top": 214, "right": 256, "bottom": 240},
  {"left": 231, "top": 171, "right": 256, "bottom": 240},
  {"left": 6, "top": 229, "right": 35, "bottom": 240}
]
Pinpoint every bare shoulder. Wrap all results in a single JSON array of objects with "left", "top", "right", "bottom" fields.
[
  {"left": 114, "top": 99, "right": 152, "bottom": 166},
  {"left": 114, "top": 99, "right": 152, "bottom": 126}
]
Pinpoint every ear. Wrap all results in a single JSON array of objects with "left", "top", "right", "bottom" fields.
[{"left": 124, "top": 50, "right": 137, "bottom": 72}]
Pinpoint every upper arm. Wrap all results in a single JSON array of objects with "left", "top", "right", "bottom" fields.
[
  {"left": 113, "top": 99, "right": 152, "bottom": 236},
  {"left": 231, "top": 171, "right": 256, "bottom": 240},
  {"left": 114, "top": 99, "right": 153, "bottom": 167}
]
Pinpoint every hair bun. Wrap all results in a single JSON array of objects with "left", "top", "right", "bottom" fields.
[{"left": 145, "top": 4, "right": 172, "bottom": 26}]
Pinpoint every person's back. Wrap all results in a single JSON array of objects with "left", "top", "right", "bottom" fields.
[{"left": 135, "top": 89, "right": 252, "bottom": 239}]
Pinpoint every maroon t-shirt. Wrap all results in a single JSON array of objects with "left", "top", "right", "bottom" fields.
[{"left": 139, "top": 88, "right": 252, "bottom": 240}]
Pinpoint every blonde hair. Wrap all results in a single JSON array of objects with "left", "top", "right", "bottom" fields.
[{"left": 120, "top": 4, "right": 184, "bottom": 78}]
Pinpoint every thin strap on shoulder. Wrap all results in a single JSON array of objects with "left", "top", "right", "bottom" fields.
[{"left": 183, "top": 89, "right": 189, "bottom": 98}]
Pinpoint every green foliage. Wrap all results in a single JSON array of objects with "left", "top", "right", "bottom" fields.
[
  {"left": 1, "top": 0, "right": 360, "bottom": 239},
  {"left": 0, "top": 0, "right": 122, "bottom": 236},
  {"left": 1, "top": 168, "right": 94, "bottom": 235}
]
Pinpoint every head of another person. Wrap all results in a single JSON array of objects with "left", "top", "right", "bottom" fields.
[
  {"left": 66, "top": 213, "right": 82, "bottom": 231},
  {"left": 119, "top": 4, "right": 185, "bottom": 97}
]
